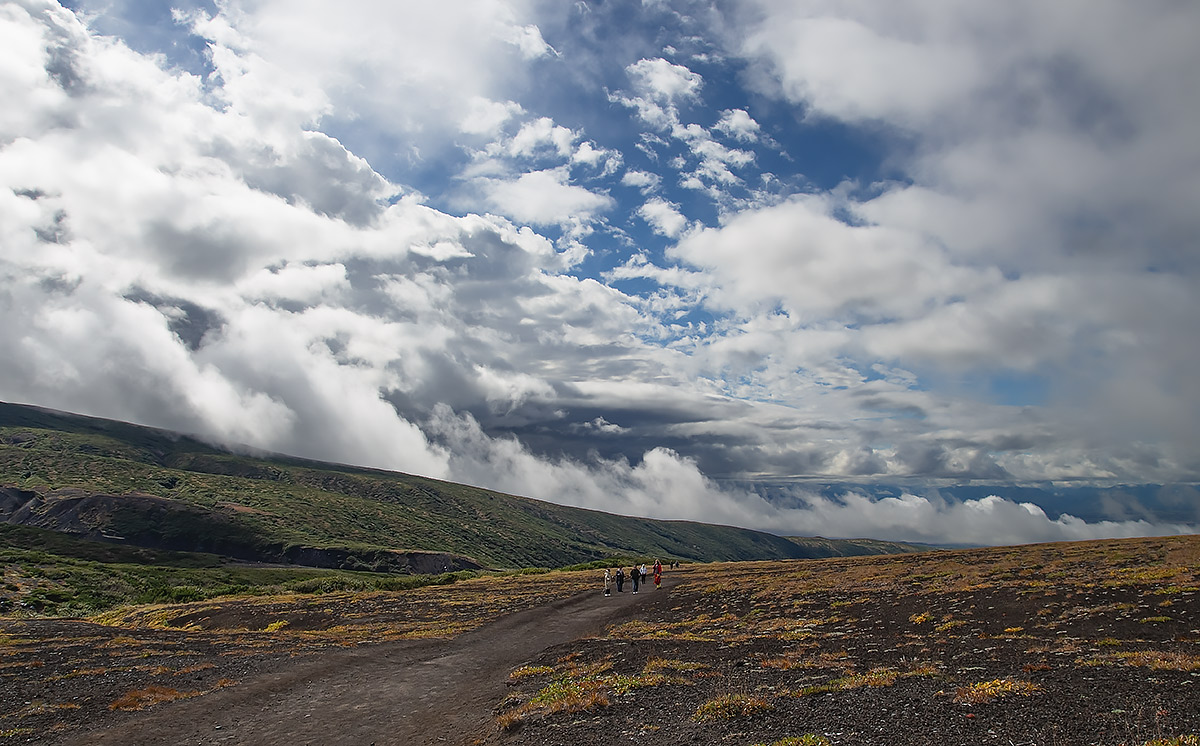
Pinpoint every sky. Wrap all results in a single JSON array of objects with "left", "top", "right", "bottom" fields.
[{"left": 2, "top": 0, "right": 1199, "bottom": 546}]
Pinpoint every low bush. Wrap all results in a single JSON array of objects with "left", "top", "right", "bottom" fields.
[{"left": 691, "top": 693, "right": 774, "bottom": 722}]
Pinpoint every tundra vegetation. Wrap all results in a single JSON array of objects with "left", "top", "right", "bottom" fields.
[
  {"left": 1, "top": 535, "right": 1198, "bottom": 744},
  {"left": 492, "top": 535, "right": 1200, "bottom": 746}
]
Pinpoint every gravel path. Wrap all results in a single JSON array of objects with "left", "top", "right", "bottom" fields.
[{"left": 60, "top": 579, "right": 678, "bottom": 746}]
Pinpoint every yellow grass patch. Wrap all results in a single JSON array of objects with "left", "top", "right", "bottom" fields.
[
  {"left": 954, "top": 678, "right": 1040, "bottom": 704},
  {"left": 692, "top": 693, "right": 774, "bottom": 722}
]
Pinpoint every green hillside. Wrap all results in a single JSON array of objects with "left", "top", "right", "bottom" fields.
[
  {"left": 0, "top": 401, "right": 926, "bottom": 570},
  {"left": 784, "top": 535, "right": 931, "bottom": 557}
]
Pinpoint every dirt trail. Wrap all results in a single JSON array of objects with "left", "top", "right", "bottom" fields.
[{"left": 68, "top": 579, "right": 676, "bottom": 746}]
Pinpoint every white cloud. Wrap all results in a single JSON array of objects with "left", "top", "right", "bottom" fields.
[
  {"left": 731, "top": 2, "right": 1200, "bottom": 277},
  {"left": 621, "top": 169, "right": 660, "bottom": 193},
  {"left": 460, "top": 97, "right": 525, "bottom": 136},
  {"left": 508, "top": 116, "right": 577, "bottom": 159},
  {"left": 706, "top": 1, "right": 1200, "bottom": 472},
  {"left": 480, "top": 166, "right": 614, "bottom": 227},
  {"left": 738, "top": 7, "right": 981, "bottom": 127},
  {"left": 610, "top": 62, "right": 759, "bottom": 211},
  {"left": 0, "top": 1, "right": 561, "bottom": 480},
  {"left": 502, "top": 23, "right": 556, "bottom": 60},
  {"left": 577, "top": 417, "right": 629, "bottom": 435},
  {"left": 237, "top": 263, "right": 350, "bottom": 305},
  {"left": 673, "top": 122, "right": 755, "bottom": 185},
  {"left": 179, "top": 0, "right": 555, "bottom": 170},
  {"left": 627, "top": 57, "right": 703, "bottom": 102},
  {"left": 714, "top": 108, "right": 761, "bottom": 142},
  {"left": 572, "top": 141, "right": 621, "bottom": 176},
  {"left": 611, "top": 57, "right": 704, "bottom": 132},
  {"left": 423, "top": 406, "right": 1200, "bottom": 544},
  {"left": 637, "top": 196, "right": 688, "bottom": 237},
  {"left": 670, "top": 194, "right": 992, "bottom": 321},
  {"left": 770, "top": 489, "right": 1197, "bottom": 547}
]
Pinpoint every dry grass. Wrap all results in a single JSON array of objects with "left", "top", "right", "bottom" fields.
[
  {"left": 108, "top": 685, "right": 202, "bottom": 711},
  {"left": 953, "top": 678, "right": 1041, "bottom": 704},
  {"left": 495, "top": 650, "right": 706, "bottom": 731},
  {"left": 107, "top": 678, "right": 236, "bottom": 711},
  {"left": 644, "top": 657, "right": 709, "bottom": 674},
  {"left": 508, "top": 664, "right": 555, "bottom": 681},
  {"left": 496, "top": 678, "right": 611, "bottom": 731},
  {"left": 1079, "top": 651, "right": 1200, "bottom": 672},
  {"left": 791, "top": 664, "right": 938, "bottom": 698},
  {"left": 691, "top": 693, "right": 774, "bottom": 722}
]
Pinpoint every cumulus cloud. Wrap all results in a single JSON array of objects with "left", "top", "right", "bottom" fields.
[
  {"left": 692, "top": 1, "right": 1200, "bottom": 476},
  {"left": 502, "top": 22, "right": 556, "bottom": 60},
  {"left": 507, "top": 117, "right": 578, "bottom": 159},
  {"left": 571, "top": 141, "right": 621, "bottom": 175},
  {"left": 479, "top": 167, "right": 614, "bottom": 227},
  {"left": 714, "top": 108, "right": 761, "bottom": 142},
  {"left": 0, "top": 1, "right": 549, "bottom": 478},
  {"left": 609, "top": 59, "right": 761, "bottom": 213},
  {"left": 627, "top": 57, "right": 703, "bottom": 103},
  {"left": 174, "top": 0, "right": 561, "bottom": 178},
  {"left": 739, "top": 10, "right": 980, "bottom": 127},
  {"left": 460, "top": 97, "right": 525, "bottom": 137},
  {"left": 611, "top": 57, "right": 704, "bottom": 131},
  {"left": 621, "top": 169, "right": 661, "bottom": 193},
  {"left": 669, "top": 194, "right": 992, "bottom": 321},
  {"left": 638, "top": 197, "right": 689, "bottom": 237}
]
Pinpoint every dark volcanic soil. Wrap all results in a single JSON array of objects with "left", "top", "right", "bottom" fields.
[
  {"left": 481, "top": 583, "right": 1200, "bottom": 746},
  {"left": 3, "top": 537, "right": 1199, "bottom": 746},
  {"left": 2, "top": 573, "right": 676, "bottom": 745}
]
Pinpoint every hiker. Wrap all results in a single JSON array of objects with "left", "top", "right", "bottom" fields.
[
  {"left": 603, "top": 568, "right": 612, "bottom": 596},
  {"left": 631, "top": 565, "right": 640, "bottom": 593},
  {"left": 615, "top": 567, "right": 625, "bottom": 592},
  {"left": 653, "top": 559, "right": 662, "bottom": 590}
]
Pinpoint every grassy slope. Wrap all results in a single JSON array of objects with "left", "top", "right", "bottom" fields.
[
  {"left": 1, "top": 402, "right": 877, "bottom": 569},
  {"left": 0, "top": 523, "right": 480, "bottom": 616},
  {"left": 784, "top": 535, "right": 932, "bottom": 556}
]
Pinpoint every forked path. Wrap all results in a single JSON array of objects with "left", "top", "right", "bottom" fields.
[{"left": 71, "top": 578, "right": 678, "bottom": 746}]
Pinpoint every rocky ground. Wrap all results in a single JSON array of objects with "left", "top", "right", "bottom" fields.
[
  {"left": 485, "top": 580, "right": 1200, "bottom": 746},
  {"left": 1, "top": 536, "right": 1198, "bottom": 746}
]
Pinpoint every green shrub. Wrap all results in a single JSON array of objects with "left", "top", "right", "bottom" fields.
[{"left": 691, "top": 693, "right": 774, "bottom": 722}]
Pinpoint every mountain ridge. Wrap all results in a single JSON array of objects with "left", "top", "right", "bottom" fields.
[{"left": 0, "top": 401, "right": 928, "bottom": 569}]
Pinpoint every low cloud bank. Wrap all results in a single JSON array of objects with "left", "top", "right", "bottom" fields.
[
  {"left": 428, "top": 407, "right": 1197, "bottom": 546},
  {"left": 765, "top": 490, "right": 1196, "bottom": 547}
]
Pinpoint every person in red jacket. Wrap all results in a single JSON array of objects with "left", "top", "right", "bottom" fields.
[{"left": 653, "top": 559, "right": 663, "bottom": 590}]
